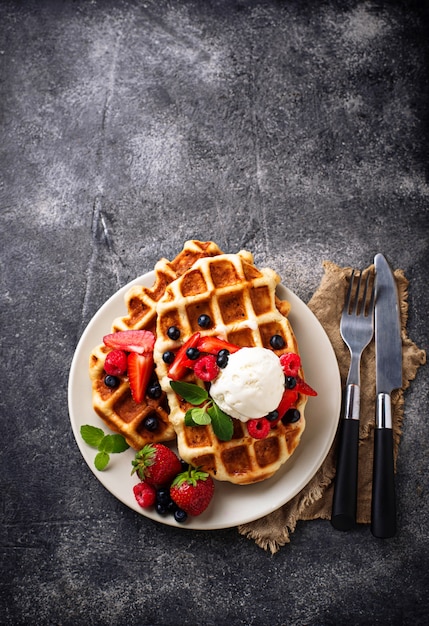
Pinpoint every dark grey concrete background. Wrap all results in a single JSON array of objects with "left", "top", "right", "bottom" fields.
[{"left": 1, "top": 0, "right": 428, "bottom": 624}]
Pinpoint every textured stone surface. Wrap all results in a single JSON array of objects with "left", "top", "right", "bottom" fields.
[{"left": 1, "top": 0, "right": 428, "bottom": 624}]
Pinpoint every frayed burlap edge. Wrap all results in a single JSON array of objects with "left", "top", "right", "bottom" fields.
[{"left": 238, "top": 261, "right": 426, "bottom": 553}]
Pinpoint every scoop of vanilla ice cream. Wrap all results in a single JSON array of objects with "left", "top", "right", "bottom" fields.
[{"left": 210, "top": 347, "right": 285, "bottom": 422}]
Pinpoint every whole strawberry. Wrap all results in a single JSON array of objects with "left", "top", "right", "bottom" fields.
[
  {"left": 170, "top": 466, "right": 214, "bottom": 516},
  {"left": 131, "top": 443, "right": 182, "bottom": 488}
]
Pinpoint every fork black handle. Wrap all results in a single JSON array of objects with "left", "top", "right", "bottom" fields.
[{"left": 331, "top": 417, "right": 360, "bottom": 531}]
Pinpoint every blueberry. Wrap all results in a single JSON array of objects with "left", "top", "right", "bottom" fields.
[
  {"left": 162, "top": 351, "right": 175, "bottom": 364},
  {"left": 285, "top": 376, "right": 297, "bottom": 389},
  {"left": 197, "top": 314, "right": 211, "bottom": 328},
  {"left": 216, "top": 349, "right": 229, "bottom": 368},
  {"left": 155, "top": 502, "right": 169, "bottom": 516},
  {"left": 147, "top": 382, "right": 162, "bottom": 399},
  {"left": 266, "top": 410, "right": 279, "bottom": 422},
  {"left": 104, "top": 375, "right": 119, "bottom": 388},
  {"left": 143, "top": 415, "right": 159, "bottom": 431},
  {"left": 167, "top": 326, "right": 180, "bottom": 340},
  {"left": 167, "top": 500, "right": 178, "bottom": 513},
  {"left": 186, "top": 347, "right": 200, "bottom": 360},
  {"left": 282, "top": 409, "right": 301, "bottom": 424},
  {"left": 156, "top": 488, "right": 171, "bottom": 506},
  {"left": 270, "top": 334, "right": 285, "bottom": 349},
  {"left": 174, "top": 508, "right": 188, "bottom": 523}
]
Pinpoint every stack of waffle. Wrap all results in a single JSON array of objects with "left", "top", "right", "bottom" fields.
[{"left": 89, "top": 241, "right": 307, "bottom": 484}]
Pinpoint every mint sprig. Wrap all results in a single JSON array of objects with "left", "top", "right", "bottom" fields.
[
  {"left": 80, "top": 425, "right": 130, "bottom": 471},
  {"left": 170, "top": 381, "right": 233, "bottom": 441}
]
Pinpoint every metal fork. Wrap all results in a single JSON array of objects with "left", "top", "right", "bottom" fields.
[{"left": 331, "top": 269, "right": 375, "bottom": 531}]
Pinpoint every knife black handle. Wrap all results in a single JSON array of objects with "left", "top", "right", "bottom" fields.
[
  {"left": 371, "top": 427, "right": 396, "bottom": 538},
  {"left": 331, "top": 418, "right": 360, "bottom": 531}
]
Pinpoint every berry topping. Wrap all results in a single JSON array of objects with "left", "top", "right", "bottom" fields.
[
  {"left": 276, "top": 388, "right": 299, "bottom": 420},
  {"left": 197, "top": 314, "right": 212, "bottom": 328},
  {"left": 285, "top": 376, "right": 297, "bottom": 389},
  {"left": 104, "top": 375, "right": 120, "bottom": 388},
  {"left": 162, "top": 351, "right": 175, "bottom": 364},
  {"left": 104, "top": 349, "right": 128, "bottom": 377},
  {"left": 131, "top": 443, "right": 182, "bottom": 488},
  {"left": 266, "top": 410, "right": 279, "bottom": 422},
  {"left": 295, "top": 378, "right": 317, "bottom": 396},
  {"left": 282, "top": 408, "right": 301, "bottom": 424},
  {"left": 168, "top": 332, "right": 201, "bottom": 381},
  {"left": 247, "top": 417, "right": 271, "bottom": 439},
  {"left": 133, "top": 482, "right": 156, "bottom": 509},
  {"left": 270, "top": 334, "right": 285, "bottom": 350},
  {"left": 186, "top": 347, "right": 200, "bottom": 360},
  {"left": 147, "top": 382, "right": 162, "bottom": 399},
  {"left": 193, "top": 355, "right": 220, "bottom": 381},
  {"left": 196, "top": 336, "right": 240, "bottom": 355},
  {"left": 127, "top": 352, "right": 154, "bottom": 404},
  {"left": 143, "top": 415, "right": 159, "bottom": 432},
  {"left": 103, "top": 330, "right": 155, "bottom": 354},
  {"left": 216, "top": 349, "right": 229, "bottom": 369},
  {"left": 167, "top": 326, "right": 180, "bottom": 340},
  {"left": 279, "top": 352, "right": 301, "bottom": 377},
  {"left": 170, "top": 466, "right": 215, "bottom": 516}
]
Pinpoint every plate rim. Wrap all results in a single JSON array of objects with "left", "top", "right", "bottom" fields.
[{"left": 68, "top": 271, "right": 341, "bottom": 530}]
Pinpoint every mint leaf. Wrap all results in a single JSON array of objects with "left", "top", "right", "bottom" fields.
[
  {"left": 189, "top": 407, "right": 212, "bottom": 426},
  {"left": 109, "top": 434, "right": 130, "bottom": 453},
  {"left": 81, "top": 425, "right": 129, "bottom": 471},
  {"left": 185, "top": 409, "right": 198, "bottom": 426},
  {"left": 208, "top": 404, "right": 234, "bottom": 441},
  {"left": 94, "top": 451, "right": 110, "bottom": 471},
  {"left": 81, "top": 425, "right": 105, "bottom": 449},
  {"left": 170, "top": 381, "right": 208, "bottom": 405},
  {"left": 98, "top": 435, "right": 114, "bottom": 454}
]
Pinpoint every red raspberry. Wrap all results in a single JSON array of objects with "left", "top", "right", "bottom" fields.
[
  {"left": 279, "top": 352, "right": 301, "bottom": 377},
  {"left": 193, "top": 355, "right": 220, "bottom": 381},
  {"left": 247, "top": 417, "right": 271, "bottom": 439},
  {"left": 104, "top": 349, "right": 128, "bottom": 376},
  {"left": 133, "top": 482, "right": 156, "bottom": 508}
]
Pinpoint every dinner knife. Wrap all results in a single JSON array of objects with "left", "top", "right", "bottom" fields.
[{"left": 371, "top": 253, "right": 402, "bottom": 538}]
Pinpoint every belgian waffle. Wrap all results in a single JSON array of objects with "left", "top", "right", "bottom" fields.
[
  {"left": 89, "top": 240, "right": 224, "bottom": 449},
  {"left": 153, "top": 251, "right": 307, "bottom": 485}
]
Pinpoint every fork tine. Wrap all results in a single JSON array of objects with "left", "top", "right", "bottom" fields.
[
  {"left": 367, "top": 273, "right": 375, "bottom": 316},
  {"left": 345, "top": 269, "right": 355, "bottom": 314},
  {"left": 352, "top": 272, "right": 362, "bottom": 315}
]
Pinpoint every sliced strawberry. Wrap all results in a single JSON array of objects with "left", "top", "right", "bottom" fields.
[
  {"left": 128, "top": 352, "right": 154, "bottom": 403},
  {"left": 196, "top": 336, "right": 240, "bottom": 355},
  {"left": 168, "top": 332, "right": 201, "bottom": 381},
  {"left": 103, "top": 330, "right": 155, "bottom": 354},
  {"left": 276, "top": 388, "right": 299, "bottom": 422},
  {"left": 295, "top": 377, "right": 317, "bottom": 396}
]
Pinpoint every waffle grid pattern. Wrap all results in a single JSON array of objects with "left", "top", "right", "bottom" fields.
[
  {"left": 89, "top": 240, "right": 223, "bottom": 449},
  {"left": 154, "top": 252, "right": 307, "bottom": 484}
]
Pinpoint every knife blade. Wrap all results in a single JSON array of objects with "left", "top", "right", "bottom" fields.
[{"left": 371, "top": 253, "right": 402, "bottom": 538}]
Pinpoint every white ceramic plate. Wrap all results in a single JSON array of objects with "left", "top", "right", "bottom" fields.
[{"left": 68, "top": 272, "right": 341, "bottom": 530}]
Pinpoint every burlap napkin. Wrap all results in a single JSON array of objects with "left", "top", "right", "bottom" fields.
[{"left": 238, "top": 261, "right": 426, "bottom": 553}]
